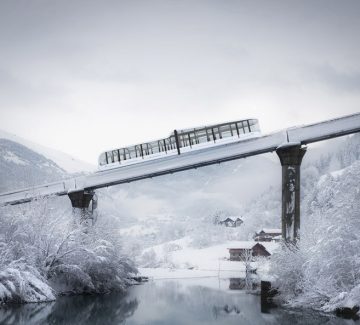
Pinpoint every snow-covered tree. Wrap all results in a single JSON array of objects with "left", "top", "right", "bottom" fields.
[
  {"left": 0, "top": 196, "right": 137, "bottom": 303},
  {"left": 271, "top": 160, "right": 360, "bottom": 312}
]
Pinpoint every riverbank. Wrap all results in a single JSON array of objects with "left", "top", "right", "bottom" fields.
[{"left": 0, "top": 277, "right": 351, "bottom": 325}]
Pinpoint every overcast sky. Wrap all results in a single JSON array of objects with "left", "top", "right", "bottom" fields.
[{"left": 1, "top": 0, "right": 359, "bottom": 164}]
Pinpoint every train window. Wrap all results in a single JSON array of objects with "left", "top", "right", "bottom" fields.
[
  {"left": 249, "top": 119, "right": 260, "bottom": 132},
  {"left": 219, "top": 125, "right": 231, "bottom": 138},
  {"left": 149, "top": 141, "right": 159, "bottom": 154},
  {"left": 106, "top": 151, "right": 113, "bottom": 163},
  {"left": 238, "top": 122, "right": 246, "bottom": 134},
  {"left": 214, "top": 127, "right": 222, "bottom": 139},
  {"left": 144, "top": 143, "right": 153, "bottom": 155},
  {"left": 99, "top": 153, "right": 107, "bottom": 165},
  {"left": 121, "top": 148, "right": 130, "bottom": 160},
  {"left": 232, "top": 123, "right": 239, "bottom": 136},
  {"left": 112, "top": 150, "right": 119, "bottom": 162},
  {"left": 203, "top": 128, "right": 210, "bottom": 142},
  {"left": 210, "top": 128, "right": 216, "bottom": 141},
  {"left": 193, "top": 132, "right": 199, "bottom": 144},
  {"left": 135, "top": 145, "right": 142, "bottom": 158},
  {"left": 181, "top": 135, "right": 187, "bottom": 147},
  {"left": 187, "top": 133, "right": 193, "bottom": 147},
  {"left": 229, "top": 124, "right": 234, "bottom": 136},
  {"left": 158, "top": 140, "right": 164, "bottom": 152}
]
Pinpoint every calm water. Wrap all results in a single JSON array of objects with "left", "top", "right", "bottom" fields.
[{"left": 0, "top": 277, "right": 351, "bottom": 325}]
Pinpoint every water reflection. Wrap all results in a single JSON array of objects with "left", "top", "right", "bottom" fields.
[
  {"left": 0, "top": 277, "right": 351, "bottom": 325},
  {"left": 229, "top": 275, "right": 259, "bottom": 291},
  {"left": 212, "top": 304, "right": 241, "bottom": 318},
  {"left": 0, "top": 293, "right": 138, "bottom": 325}
]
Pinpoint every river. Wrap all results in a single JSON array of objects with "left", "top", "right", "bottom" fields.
[{"left": 0, "top": 277, "right": 349, "bottom": 324}]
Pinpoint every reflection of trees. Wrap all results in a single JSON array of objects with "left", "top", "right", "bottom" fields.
[
  {"left": 270, "top": 309, "right": 350, "bottom": 325},
  {"left": 229, "top": 273, "right": 259, "bottom": 291},
  {"left": 142, "top": 281, "right": 248, "bottom": 321},
  {"left": 1, "top": 280, "right": 347, "bottom": 325},
  {"left": 0, "top": 302, "right": 54, "bottom": 325},
  {"left": 212, "top": 304, "right": 240, "bottom": 319},
  {"left": 0, "top": 293, "right": 138, "bottom": 325}
]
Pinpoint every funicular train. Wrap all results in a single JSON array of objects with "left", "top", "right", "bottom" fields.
[{"left": 98, "top": 118, "right": 260, "bottom": 169}]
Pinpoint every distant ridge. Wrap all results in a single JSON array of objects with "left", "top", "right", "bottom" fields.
[{"left": 0, "top": 129, "right": 95, "bottom": 173}]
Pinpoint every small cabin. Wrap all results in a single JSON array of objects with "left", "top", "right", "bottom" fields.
[
  {"left": 254, "top": 228, "right": 281, "bottom": 242},
  {"left": 228, "top": 243, "right": 270, "bottom": 261},
  {"left": 219, "top": 217, "right": 243, "bottom": 228}
]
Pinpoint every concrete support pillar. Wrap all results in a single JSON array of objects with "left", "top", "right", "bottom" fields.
[
  {"left": 68, "top": 190, "right": 97, "bottom": 225},
  {"left": 276, "top": 144, "right": 306, "bottom": 243},
  {"left": 68, "top": 190, "right": 94, "bottom": 209}
]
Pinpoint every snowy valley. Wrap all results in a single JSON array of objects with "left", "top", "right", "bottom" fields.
[{"left": 0, "top": 130, "right": 360, "bottom": 319}]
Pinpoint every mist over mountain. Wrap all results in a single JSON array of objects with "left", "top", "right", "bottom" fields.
[
  {"left": 100, "top": 154, "right": 280, "bottom": 221},
  {"left": 0, "top": 129, "right": 94, "bottom": 174},
  {"left": 0, "top": 138, "right": 67, "bottom": 192},
  {"left": 0, "top": 129, "right": 96, "bottom": 193}
]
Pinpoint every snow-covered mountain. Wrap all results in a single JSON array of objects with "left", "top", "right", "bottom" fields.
[
  {"left": 0, "top": 129, "right": 96, "bottom": 193},
  {"left": 0, "top": 129, "right": 94, "bottom": 174},
  {"left": 0, "top": 138, "right": 67, "bottom": 192}
]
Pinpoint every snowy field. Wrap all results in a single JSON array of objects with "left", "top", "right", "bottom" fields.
[{"left": 138, "top": 240, "right": 279, "bottom": 280}]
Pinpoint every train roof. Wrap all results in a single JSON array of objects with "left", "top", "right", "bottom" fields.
[{"left": 176, "top": 118, "right": 258, "bottom": 134}]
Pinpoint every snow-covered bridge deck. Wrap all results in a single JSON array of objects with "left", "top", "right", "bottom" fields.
[{"left": 1, "top": 112, "right": 360, "bottom": 207}]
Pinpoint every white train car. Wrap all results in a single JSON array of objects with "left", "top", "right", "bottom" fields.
[{"left": 98, "top": 119, "right": 260, "bottom": 170}]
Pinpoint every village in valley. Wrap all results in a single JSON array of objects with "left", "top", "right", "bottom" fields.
[
  {"left": 136, "top": 214, "right": 282, "bottom": 283},
  {"left": 219, "top": 217, "right": 280, "bottom": 263}
]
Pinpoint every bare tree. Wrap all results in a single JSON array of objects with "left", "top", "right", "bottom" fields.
[{"left": 240, "top": 248, "right": 253, "bottom": 274}]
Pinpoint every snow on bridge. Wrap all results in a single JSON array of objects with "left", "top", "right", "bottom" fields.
[{"left": 1, "top": 112, "right": 360, "bottom": 207}]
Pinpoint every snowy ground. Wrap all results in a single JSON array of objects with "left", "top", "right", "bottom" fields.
[{"left": 138, "top": 240, "right": 279, "bottom": 280}]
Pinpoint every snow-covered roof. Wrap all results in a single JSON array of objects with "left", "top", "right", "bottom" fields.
[
  {"left": 228, "top": 242, "right": 261, "bottom": 250},
  {"left": 221, "top": 216, "right": 242, "bottom": 222},
  {"left": 221, "top": 217, "right": 233, "bottom": 222},
  {"left": 261, "top": 242, "right": 280, "bottom": 254},
  {"left": 177, "top": 118, "right": 258, "bottom": 133},
  {"left": 229, "top": 216, "right": 242, "bottom": 221}
]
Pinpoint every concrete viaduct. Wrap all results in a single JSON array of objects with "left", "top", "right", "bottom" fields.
[{"left": 1, "top": 112, "right": 360, "bottom": 243}]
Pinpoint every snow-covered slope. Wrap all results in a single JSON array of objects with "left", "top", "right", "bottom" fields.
[
  {"left": 0, "top": 129, "right": 94, "bottom": 173},
  {"left": 0, "top": 138, "right": 67, "bottom": 192}
]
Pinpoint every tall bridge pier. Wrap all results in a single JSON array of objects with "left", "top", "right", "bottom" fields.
[
  {"left": 68, "top": 190, "right": 98, "bottom": 224},
  {"left": 68, "top": 190, "right": 95, "bottom": 209},
  {"left": 276, "top": 144, "right": 306, "bottom": 243}
]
